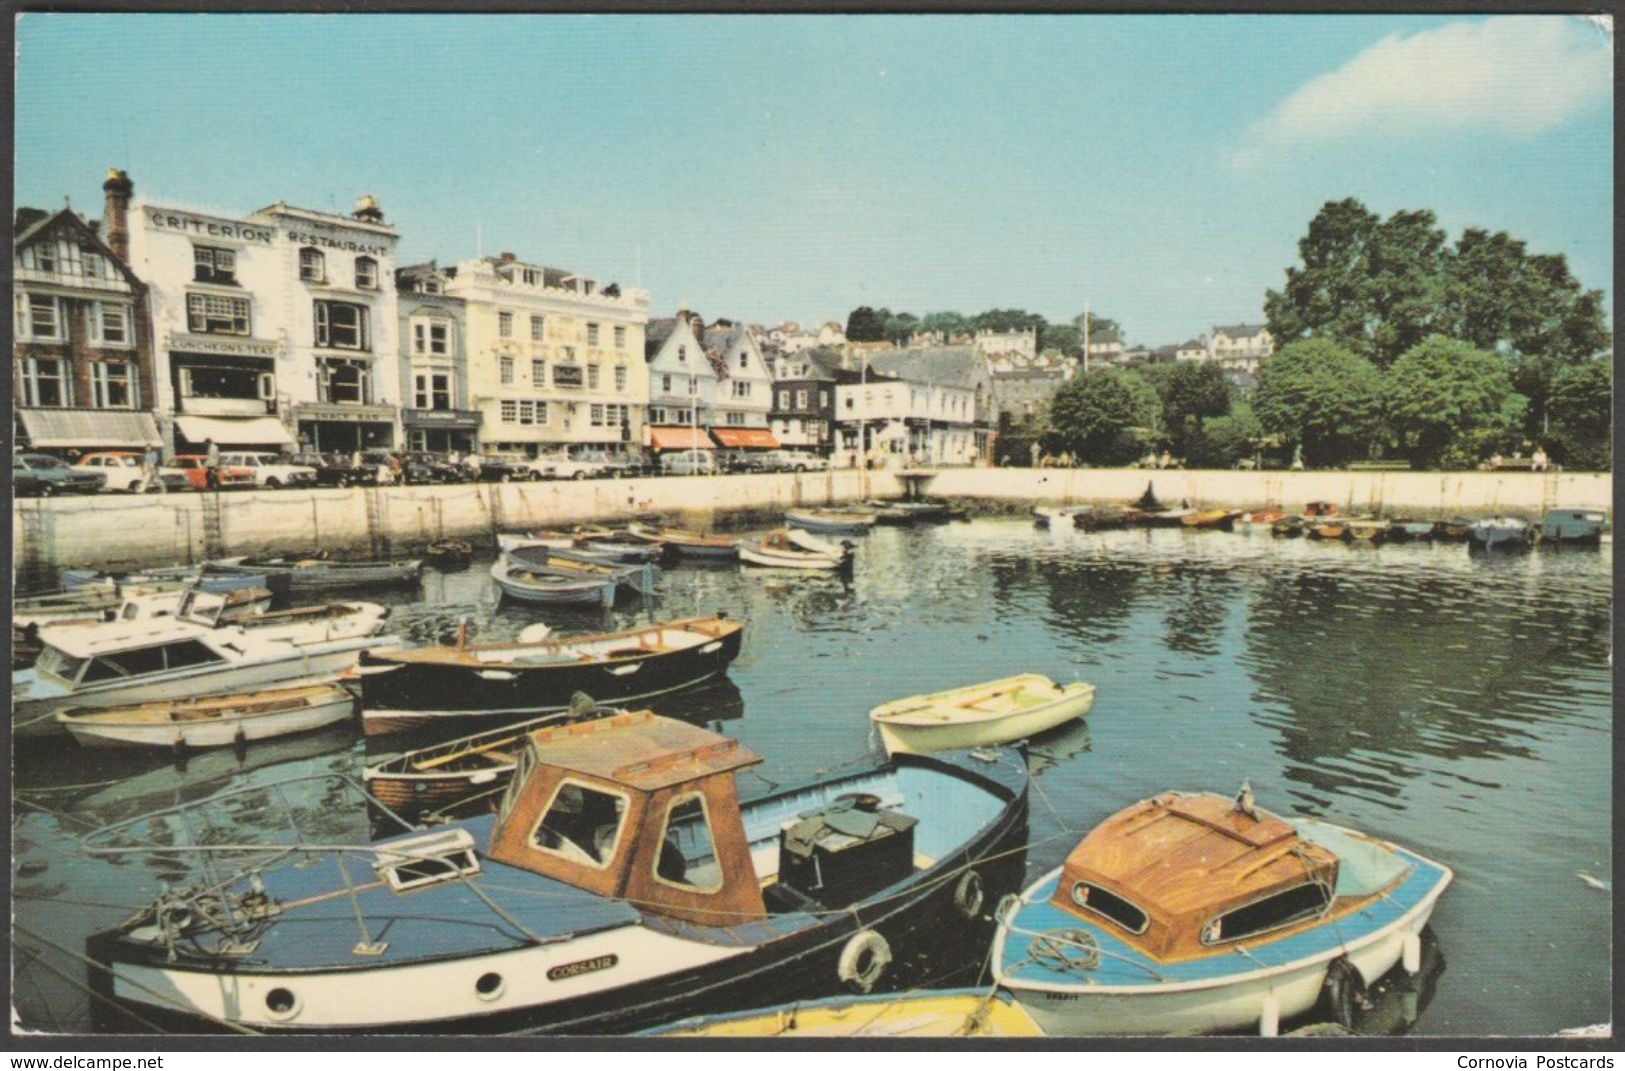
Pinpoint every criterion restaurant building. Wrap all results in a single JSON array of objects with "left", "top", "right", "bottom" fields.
[{"left": 125, "top": 190, "right": 403, "bottom": 454}]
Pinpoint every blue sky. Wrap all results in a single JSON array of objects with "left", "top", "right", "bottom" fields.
[{"left": 14, "top": 14, "right": 1613, "bottom": 346}]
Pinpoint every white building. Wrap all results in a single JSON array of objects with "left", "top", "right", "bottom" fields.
[
  {"left": 1209, "top": 323, "right": 1274, "bottom": 373},
  {"left": 126, "top": 194, "right": 403, "bottom": 453},
  {"left": 835, "top": 373, "right": 978, "bottom": 468},
  {"left": 704, "top": 323, "right": 773, "bottom": 430},
  {"left": 973, "top": 327, "right": 1037, "bottom": 362},
  {"left": 1175, "top": 337, "right": 1209, "bottom": 363},
  {"left": 643, "top": 313, "right": 717, "bottom": 457}
]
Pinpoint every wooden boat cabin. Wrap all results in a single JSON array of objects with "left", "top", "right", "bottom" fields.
[
  {"left": 488, "top": 710, "right": 768, "bottom": 926},
  {"left": 1051, "top": 792, "right": 1348, "bottom": 962}
]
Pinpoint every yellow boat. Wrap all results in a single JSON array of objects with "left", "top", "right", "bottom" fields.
[
  {"left": 653, "top": 988, "right": 1045, "bottom": 1038},
  {"left": 870, "top": 673, "right": 1095, "bottom": 755}
]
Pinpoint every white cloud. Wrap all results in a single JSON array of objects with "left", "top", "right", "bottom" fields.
[{"left": 1228, "top": 17, "right": 1610, "bottom": 168}]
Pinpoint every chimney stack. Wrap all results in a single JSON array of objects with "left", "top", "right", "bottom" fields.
[
  {"left": 352, "top": 194, "right": 384, "bottom": 223},
  {"left": 103, "top": 168, "right": 133, "bottom": 262}
]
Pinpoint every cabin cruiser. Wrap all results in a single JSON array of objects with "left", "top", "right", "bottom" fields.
[{"left": 14, "top": 593, "right": 394, "bottom": 739}]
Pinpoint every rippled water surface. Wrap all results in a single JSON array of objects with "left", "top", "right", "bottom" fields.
[{"left": 12, "top": 520, "right": 1613, "bottom": 1036}]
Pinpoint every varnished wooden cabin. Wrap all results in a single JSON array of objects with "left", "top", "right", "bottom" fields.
[
  {"left": 488, "top": 709, "right": 768, "bottom": 926},
  {"left": 1049, "top": 792, "right": 1371, "bottom": 963}
]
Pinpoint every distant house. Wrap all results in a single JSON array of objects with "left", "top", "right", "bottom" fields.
[
  {"left": 769, "top": 345, "right": 841, "bottom": 453},
  {"left": 973, "top": 327, "right": 1038, "bottom": 363},
  {"left": 704, "top": 322, "right": 773, "bottom": 431},
  {"left": 1210, "top": 323, "right": 1274, "bottom": 373},
  {"left": 1175, "top": 338, "right": 1208, "bottom": 363},
  {"left": 853, "top": 344, "right": 991, "bottom": 464},
  {"left": 396, "top": 261, "right": 480, "bottom": 454}
]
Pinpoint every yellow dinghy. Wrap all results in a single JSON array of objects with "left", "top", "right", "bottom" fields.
[
  {"left": 870, "top": 673, "right": 1095, "bottom": 755},
  {"left": 654, "top": 988, "right": 1045, "bottom": 1038}
]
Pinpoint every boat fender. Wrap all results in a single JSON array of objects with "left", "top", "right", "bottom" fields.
[
  {"left": 993, "top": 893, "right": 1021, "bottom": 926},
  {"left": 837, "top": 930, "right": 892, "bottom": 994},
  {"left": 1317, "top": 957, "right": 1367, "bottom": 1030},
  {"left": 953, "top": 869, "right": 985, "bottom": 919}
]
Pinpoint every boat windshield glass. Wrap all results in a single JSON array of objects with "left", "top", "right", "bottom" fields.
[
  {"left": 532, "top": 779, "right": 628, "bottom": 870},
  {"left": 499, "top": 747, "right": 535, "bottom": 823},
  {"left": 34, "top": 646, "right": 87, "bottom": 682},
  {"left": 653, "top": 793, "right": 724, "bottom": 893},
  {"left": 1202, "top": 882, "right": 1331, "bottom": 945}
]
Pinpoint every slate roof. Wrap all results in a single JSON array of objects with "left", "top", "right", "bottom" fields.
[
  {"left": 865, "top": 345, "right": 985, "bottom": 390},
  {"left": 1213, "top": 323, "right": 1268, "bottom": 338},
  {"left": 645, "top": 317, "right": 678, "bottom": 359}
]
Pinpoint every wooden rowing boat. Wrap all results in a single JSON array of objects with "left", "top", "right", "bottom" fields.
[
  {"left": 56, "top": 683, "right": 355, "bottom": 749},
  {"left": 870, "top": 673, "right": 1095, "bottom": 755},
  {"left": 652, "top": 988, "right": 1046, "bottom": 1038},
  {"left": 1181, "top": 509, "right": 1242, "bottom": 531},
  {"left": 626, "top": 522, "right": 740, "bottom": 559}
]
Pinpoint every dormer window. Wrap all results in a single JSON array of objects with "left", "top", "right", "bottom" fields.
[
  {"left": 522, "top": 268, "right": 540, "bottom": 286},
  {"left": 299, "top": 247, "right": 326, "bottom": 283},
  {"left": 355, "top": 256, "right": 378, "bottom": 290}
]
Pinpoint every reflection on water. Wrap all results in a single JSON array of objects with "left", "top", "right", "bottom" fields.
[{"left": 12, "top": 521, "right": 1610, "bottom": 1036}]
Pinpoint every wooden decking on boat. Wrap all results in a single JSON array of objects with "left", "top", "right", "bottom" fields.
[
  {"left": 369, "top": 615, "right": 740, "bottom": 666},
  {"left": 1052, "top": 791, "right": 1356, "bottom": 962}
]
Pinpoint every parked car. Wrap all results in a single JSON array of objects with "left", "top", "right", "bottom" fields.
[
  {"left": 571, "top": 450, "right": 643, "bottom": 478},
  {"left": 217, "top": 451, "right": 319, "bottom": 489},
  {"left": 468, "top": 455, "right": 539, "bottom": 482},
  {"left": 14, "top": 454, "right": 106, "bottom": 496},
  {"left": 778, "top": 450, "right": 831, "bottom": 473},
  {"left": 400, "top": 451, "right": 470, "bottom": 484},
  {"left": 73, "top": 451, "right": 190, "bottom": 493},
  {"left": 289, "top": 452, "right": 373, "bottom": 487},
  {"left": 530, "top": 452, "right": 609, "bottom": 481},
  {"left": 660, "top": 451, "right": 720, "bottom": 476},
  {"left": 172, "top": 454, "right": 257, "bottom": 491},
  {"left": 360, "top": 449, "right": 401, "bottom": 486}
]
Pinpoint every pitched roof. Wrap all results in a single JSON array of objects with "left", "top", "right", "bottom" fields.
[
  {"left": 703, "top": 323, "right": 747, "bottom": 351},
  {"left": 1213, "top": 323, "right": 1268, "bottom": 337},
  {"left": 14, "top": 206, "right": 141, "bottom": 287},
  {"left": 645, "top": 317, "right": 679, "bottom": 359},
  {"left": 865, "top": 345, "right": 985, "bottom": 389}
]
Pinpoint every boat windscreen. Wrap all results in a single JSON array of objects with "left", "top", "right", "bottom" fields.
[{"left": 1294, "top": 819, "right": 1412, "bottom": 896}]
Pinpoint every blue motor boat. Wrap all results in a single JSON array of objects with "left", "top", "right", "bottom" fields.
[
  {"left": 1466, "top": 516, "right": 1536, "bottom": 552},
  {"left": 1540, "top": 507, "right": 1607, "bottom": 546}
]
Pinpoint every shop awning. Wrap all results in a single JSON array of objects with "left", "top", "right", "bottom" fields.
[
  {"left": 649, "top": 426, "right": 713, "bottom": 451},
  {"left": 710, "top": 428, "right": 780, "bottom": 449},
  {"left": 18, "top": 408, "right": 160, "bottom": 449},
  {"left": 174, "top": 415, "right": 295, "bottom": 446}
]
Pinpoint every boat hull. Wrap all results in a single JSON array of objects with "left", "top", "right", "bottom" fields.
[
  {"left": 874, "top": 685, "right": 1094, "bottom": 755},
  {"left": 739, "top": 544, "right": 846, "bottom": 570},
  {"left": 996, "top": 843, "right": 1451, "bottom": 1037},
  {"left": 59, "top": 687, "right": 356, "bottom": 749},
  {"left": 89, "top": 752, "right": 1030, "bottom": 1035},
  {"left": 784, "top": 511, "right": 876, "bottom": 535},
  {"left": 358, "top": 626, "right": 744, "bottom": 734}
]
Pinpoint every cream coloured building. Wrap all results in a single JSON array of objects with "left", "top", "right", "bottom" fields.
[{"left": 444, "top": 253, "right": 649, "bottom": 458}]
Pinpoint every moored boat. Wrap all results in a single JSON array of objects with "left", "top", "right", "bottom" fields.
[
  {"left": 1181, "top": 509, "right": 1242, "bottom": 532},
  {"left": 870, "top": 673, "right": 1095, "bottom": 755},
  {"left": 357, "top": 614, "right": 744, "bottom": 735},
  {"left": 651, "top": 987, "right": 1045, "bottom": 1038},
  {"left": 86, "top": 711, "right": 1029, "bottom": 1033},
  {"left": 1344, "top": 519, "right": 1390, "bottom": 543},
  {"left": 1033, "top": 505, "right": 1087, "bottom": 528},
  {"left": 626, "top": 522, "right": 739, "bottom": 559},
  {"left": 363, "top": 700, "right": 619, "bottom": 820},
  {"left": 489, "top": 556, "right": 618, "bottom": 609},
  {"left": 1126, "top": 507, "right": 1196, "bottom": 528},
  {"left": 424, "top": 539, "right": 473, "bottom": 568},
  {"left": 1385, "top": 519, "right": 1436, "bottom": 542},
  {"left": 1073, "top": 506, "right": 1128, "bottom": 531},
  {"left": 866, "top": 500, "right": 948, "bottom": 525},
  {"left": 1270, "top": 517, "right": 1307, "bottom": 538},
  {"left": 1239, "top": 508, "right": 1289, "bottom": 530},
  {"left": 1431, "top": 518, "right": 1473, "bottom": 542},
  {"left": 993, "top": 789, "right": 1452, "bottom": 1036},
  {"left": 1540, "top": 508, "right": 1607, "bottom": 546},
  {"left": 739, "top": 528, "right": 853, "bottom": 571},
  {"left": 783, "top": 508, "right": 878, "bottom": 535},
  {"left": 209, "top": 556, "right": 424, "bottom": 592},
  {"left": 503, "top": 544, "right": 658, "bottom": 597},
  {"left": 1467, "top": 516, "right": 1535, "bottom": 552},
  {"left": 56, "top": 682, "right": 356, "bottom": 749},
  {"left": 1306, "top": 520, "right": 1348, "bottom": 541}
]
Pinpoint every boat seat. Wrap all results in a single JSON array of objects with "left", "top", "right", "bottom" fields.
[{"left": 478, "top": 750, "right": 516, "bottom": 766}]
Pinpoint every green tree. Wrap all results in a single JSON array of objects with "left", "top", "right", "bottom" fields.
[
  {"left": 845, "top": 306, "right": 886, "bottom": 342},
  {"left": 1265, "top": 198, "right": 1384, "bottom": 362},
  {"left": 920, "top": 310, "right": 969, "bottom": 338},
  {"left": 1155, "top": 362, "right": 1233, "bottom": 459},
  {"left": 1042, "top": 369, "right": 1158, "bottom": 465},
  {"left": 1384, "top": 336, "right": 1524, "bottom": 469},
  {"left": 1188, "top": 401, "right": 1265, "bottom": 469},
  {"left": 1441, "top": 230, "right": 1609, "bottom": 362},
  {"left": 1252, "top": 338, "right": 1384, "bottom": 468},
  {"left": 882, "top": 311, "right": 920, "bottom": 346},
  {"left": 1074, "top": 313, "right": 1122, "bottom": 344},
  {"left": 1544, "top": 359, "right": 1612, "bottom": 470},
  {"left": 1042, "top": 324, "right": 1083, "bottom": 359}
]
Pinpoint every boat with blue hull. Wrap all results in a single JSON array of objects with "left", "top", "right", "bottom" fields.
[
  {"left": 993, "top": 790, "right": 1451, "bottom": 1036},
  {"left": 1467, "top": 516, "right": 1536, "bottom": 552},
  {"left": 1540, "top": 508, "right": 1607, "bottom": 546},
  {"left": 503, "top": 544, "right": 659, "bottom": 597},
  {"left": 490, "top": 556, "right": 619, "bottom": 609},
  {"left": 84, "top": 713, "right": 1029, "bottom": 1035}
]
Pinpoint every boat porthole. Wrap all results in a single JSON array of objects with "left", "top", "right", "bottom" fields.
[
  {"left": 475, "top": 972, "right": 505, "bottom": 1001},
  {"left": 264, "top": 987, "right": 300, "bottom": 1019},
  {"left": 1070, "top": 882, "right": 1090, "bottom": 907}
]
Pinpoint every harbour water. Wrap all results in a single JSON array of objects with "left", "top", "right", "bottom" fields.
[{"left": 11, "top": 519, "right": 1612, "bottom": 1036}]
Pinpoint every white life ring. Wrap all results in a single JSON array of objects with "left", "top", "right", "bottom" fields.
[
  {"left": 954, "top": 869, "right": 985, "bottom": 919},
  {"left": 837, "top": 930, "right": 892, "bottom": 994}
]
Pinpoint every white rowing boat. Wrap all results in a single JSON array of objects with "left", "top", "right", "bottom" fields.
[{"left": 870, "top": 673, "right": 1095, "bottom": 755}]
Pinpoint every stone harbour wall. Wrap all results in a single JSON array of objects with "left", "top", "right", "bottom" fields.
[{"left": 11, "top": 466, "right": 1610, "bottom": 574}]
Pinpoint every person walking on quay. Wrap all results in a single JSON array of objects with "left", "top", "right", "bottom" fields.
[
  {"left": 139, "top": 444, "right": 165, "bottom": 493},
  {"left": 205, "top": 438, "right": 221, "bottom": 490}
]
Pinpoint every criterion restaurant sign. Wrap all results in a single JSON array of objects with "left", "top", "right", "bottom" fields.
[{"left": 146, "top": 208, "right": 273, "bottom": 244}]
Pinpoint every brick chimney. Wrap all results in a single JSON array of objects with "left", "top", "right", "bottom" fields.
[{"left": 102, "top": 168, "right": 133, "bottom": 262}]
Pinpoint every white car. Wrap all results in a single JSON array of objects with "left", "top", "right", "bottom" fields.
[
  {"left": 529, "top": 453, "right": 608, "bottom": 481},
  {"left": 73, "top": 452, "right": 190, "bottom": 493},
  {"left": 218, "top": 452, "right": 319, "bottom": 489}
]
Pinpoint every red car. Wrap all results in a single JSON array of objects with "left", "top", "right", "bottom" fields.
[{"left": 171, "top": 454, "right": 256, "bottom": 491}]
